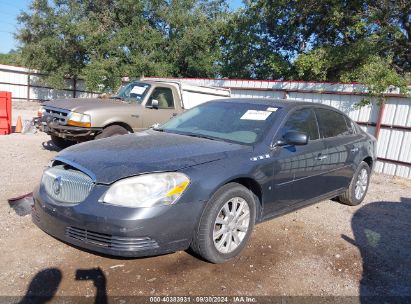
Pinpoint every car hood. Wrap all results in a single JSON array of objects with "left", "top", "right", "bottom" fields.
[
  {"left": 56, "top": 130, "right": 250, "bottom": 184},
  {"left": 43, "top": 98, "right": 135, "bottom": 113}
]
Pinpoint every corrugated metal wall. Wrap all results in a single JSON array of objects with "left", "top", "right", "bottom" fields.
[
  {"left": 146, "top": 77, "right": 411, "bottom": 179},
  {"left": 0, "top": 64, "right": 98, "bottom": 102}
]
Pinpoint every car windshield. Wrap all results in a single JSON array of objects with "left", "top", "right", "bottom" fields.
[
  {"left": 159, "top": 101, "right": 279, "bottom": 145},
  {"left": 113, "top": 82, "right": 151, "bottom": 102}
]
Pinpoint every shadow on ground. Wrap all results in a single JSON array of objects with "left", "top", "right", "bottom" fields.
[
  {"left": 343, "top": 197, "right": 411, "bottom": 302},
  {"left": 18, "top": 268, "right": 62, "bottom": 304},
  {"left": 19, "top": 267, "right": 107, "bottom": 304}
]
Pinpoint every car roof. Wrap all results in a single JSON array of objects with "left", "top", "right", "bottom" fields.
[{"left": 211, "top": 98, "right": 346, "bottom": 113}]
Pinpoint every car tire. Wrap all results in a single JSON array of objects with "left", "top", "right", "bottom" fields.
[
  {"left": 190, "top": 183, "right": 256, "bottom": 263},
  {"left": 50, "top": 135, "right": 75, "bottom": 149},
  {"left": 339, "top": 161, "right": 371, "bottom": 206},
  {"left": 95, "top": 125, "right": 129, "bottom": 139}
]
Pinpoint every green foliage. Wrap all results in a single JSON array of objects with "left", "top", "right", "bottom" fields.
[
  {"left": 15, "top": 0, "right": 411, "bottom": 103},
  {"left": 16, "top": 0, "right": 228, "bottom": 91},
  {"left": 294, "top": 48, "right": 330, "bottom": 81},
  {"left": 341, "top": 55, "right": 410, "bottom": 106},
  {"left": 0, "top": 50, "right": 21, "bottom": 66},
  {"left": 222, "top": 0, "right": 410, "bottom": 106}
]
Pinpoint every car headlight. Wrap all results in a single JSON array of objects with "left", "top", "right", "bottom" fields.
[
  {"left": 67, "top": 112, "right": 91, "bottom": 128},
  {"left": 100, "top": 172, "right": 190, "bottom": 208}
]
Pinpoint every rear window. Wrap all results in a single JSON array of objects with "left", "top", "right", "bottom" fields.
[{"left": 315, "top": 108, "right": 350, "bottom": 138}]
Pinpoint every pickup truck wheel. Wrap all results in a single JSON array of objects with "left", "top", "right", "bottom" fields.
[
  {"left": 338, "top": 161, "right": 371, "bottom": 206},
  {"left": 190, "top": 183, "right": 256, "bottom": 263},
  {"left": 50, "top": 135, "right": 75, "bottom": 149},
  {"left": 95, "top": 125, "right": 129, "bottom": 139}
]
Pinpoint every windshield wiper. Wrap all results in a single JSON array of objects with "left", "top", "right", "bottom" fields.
[{"left": 182, "top": 132, "right": 218, "bottom": 141}]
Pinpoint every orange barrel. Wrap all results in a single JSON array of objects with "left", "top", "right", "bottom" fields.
[{"left": 0, "top": 92, "right": 12, "bottom": 135}]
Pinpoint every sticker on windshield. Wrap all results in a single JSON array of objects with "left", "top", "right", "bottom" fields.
[
  {"left": 130, "top": 86, "right": 147, "bottom": 95},
  {"left": 241, "top": 110, "right": 272, "bottom": 121},
  {"left": 266, "top": 107, "right": 278, "bottom": 112}
]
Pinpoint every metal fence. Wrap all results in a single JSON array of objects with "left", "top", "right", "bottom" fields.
[
  {"left": 145, "top": 77, "right": 411, "bottom": 180},
  {"left": 0, "top": 64, "right": 98, "bottom": 101},
  {"left": 0, "top": 63, "right": 410, "bottom": 179}
]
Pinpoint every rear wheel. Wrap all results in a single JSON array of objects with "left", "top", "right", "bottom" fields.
[
  {"left": 50, "top": 135, "right": 75, "bottom": 149},
  {"left": 95, "top": 125, "right": 129, "bottom": 139},
  {"left": 339, "top": 161, "right": 371, "bottom": 206},
  {"left": 190, "top": 183, "right": 256, "bottom": 263}
]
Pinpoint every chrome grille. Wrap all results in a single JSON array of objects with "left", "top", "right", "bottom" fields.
[
  {"left": 44, "top": 106, "right": 70, "bottom": 125},
  {"left": 65, "top": 227, "right": 159, "bottom": 251},
  {"left": 42, "top": 165, "right": 94, "bottom": 204}
]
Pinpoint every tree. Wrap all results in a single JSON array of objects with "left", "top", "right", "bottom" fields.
[
  {"left": 16, "top": 0, "right": 228, "bottom": 91},
  {"left": 220, "top": 3, "right": 290, "bottom": 79},
  {"left": 0, "top": 50, "right": 21, "bottom": 66},
  {"left": 222, "top": 0, "right": 410, "bottom": 103},
  {"left": 17, "top": 0, "right": 88, "bottom": 88},
  {"left": 16, "top": 0, "right": 411, "bottom": 102}
]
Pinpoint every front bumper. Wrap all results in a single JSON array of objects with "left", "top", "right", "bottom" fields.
[
  {"left": 33, "top": 117, "right": 102, "bottom": 141},
  {"left": 32, "top": 185, "right": 202, "bottom": 257}
]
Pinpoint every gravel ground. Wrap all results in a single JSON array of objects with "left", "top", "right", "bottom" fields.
[{"left": 0, "top": 105, "right": 410, "bottom": 301}]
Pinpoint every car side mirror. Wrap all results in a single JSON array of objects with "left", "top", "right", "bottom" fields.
[
  {"left": 276, "top": 131, "right": 308, "bottom": 147},
  {"left": 151, "top": 99, "right": 159, "bottom": 109}
]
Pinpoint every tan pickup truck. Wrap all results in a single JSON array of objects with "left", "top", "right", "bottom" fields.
[{"left": 35, "top": 80, "right": 230, "bottom": 148}]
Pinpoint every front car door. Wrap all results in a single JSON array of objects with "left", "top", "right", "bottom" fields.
[
  {"left": 264, "top": 107, "right": 328, "bottom": 217},
  {"left": 141, "top": 86, "right": 179, "bottom": 128}
]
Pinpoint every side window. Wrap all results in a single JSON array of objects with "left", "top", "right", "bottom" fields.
[
  {"left": 146, "top": 87, "right": 174, "bottom": 109},
  {"left": 344, "top": 116, "right": 356, "bottom": 135},
  {"left": 281, "top": 108, "right": 319, "bottom": 140},
  {"left": 315, "top": 108, "right": 350, "bottom": 138}
]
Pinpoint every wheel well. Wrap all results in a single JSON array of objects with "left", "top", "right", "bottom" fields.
[
  {"left": 363, "top": 156, "right": 373, "bottom": 169},
  {"left": 103, "top": 122, "right": 133, "bottom": 133},
  {"left": 229, "top": 177, "right": 263, "bottom": 220}
]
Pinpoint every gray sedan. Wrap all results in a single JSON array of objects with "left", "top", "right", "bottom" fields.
[{"left": 32, "top": 99, "right": 376, "bottom": 263}]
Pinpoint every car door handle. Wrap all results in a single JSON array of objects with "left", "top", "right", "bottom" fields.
[
  {"left": 131, "top": 114, "right": 139, "bottom": 118},
  {"left": 351, "top": 147, "right": 359, "bottom": 153},
  {"left": 316, "top": 155, "right": 328, "bottom": 161}
]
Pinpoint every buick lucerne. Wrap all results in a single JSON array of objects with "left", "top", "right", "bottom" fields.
[{"left": 32, "top": 99, "right": 376, "bottom": 263}]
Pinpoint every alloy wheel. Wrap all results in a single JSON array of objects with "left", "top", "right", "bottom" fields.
[
  {"left": 355, "top": 168, "right": 368, "bottom": 200},
  {"left": 213, "top": 197, "right": 250, "bottom": 254}
]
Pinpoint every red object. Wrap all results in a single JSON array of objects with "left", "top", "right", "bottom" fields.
[{"left": 0, "top": 92, "right": 12, "bottom": 135}]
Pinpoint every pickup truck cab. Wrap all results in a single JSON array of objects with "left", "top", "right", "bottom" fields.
[{"left": 35, "top": 80, "right": 230, "bottom": 148}]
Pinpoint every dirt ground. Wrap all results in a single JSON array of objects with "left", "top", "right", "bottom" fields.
[{"left": 0, "top": 104, "right": 410, "bottom": 302}]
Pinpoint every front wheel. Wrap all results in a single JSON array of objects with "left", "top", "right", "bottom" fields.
[
  {"left": 339, "top": 161, "right": 371, "bottom": 206},
  {"left": 190, "top": 183, "right": 256, "bottom": 263}
]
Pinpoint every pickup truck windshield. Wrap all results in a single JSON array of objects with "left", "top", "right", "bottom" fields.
[
  {"left": 159, "top": 101, "right": 279, "bottom": 145},
  {"left": 114, "top": 82, "right": 151, "bottom": 102}
]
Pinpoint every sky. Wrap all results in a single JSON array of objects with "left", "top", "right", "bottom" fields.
[
  {"left": 0, "top": 0, "right": 31, "bottom": 53},
  {"left": 0, "top": 0, "right": 243, "bottom": 54}
]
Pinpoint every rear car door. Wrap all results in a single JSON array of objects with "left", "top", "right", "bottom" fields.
[
  {"left": 141, "top": 87, "right": 180, "bottom": 128},
  {"left": 314, "top": 108, "right": 359, "bottom": 193},
  {"left": 265, "top": 108, "right": 328, "bottom": 216}
]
